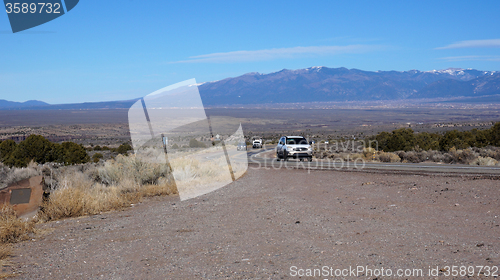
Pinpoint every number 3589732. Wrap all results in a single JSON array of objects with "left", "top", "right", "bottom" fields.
[{"left": 5, "top": 3, "right": 61, "bottom": 14}]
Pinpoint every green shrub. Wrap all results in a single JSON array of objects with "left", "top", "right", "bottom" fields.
[
  {"left": 1, "top": 135, "right": 89, "bottom": 167},
  {"left": 5, "top": 135, "right": 57, "bottom": 167},
  {"left": 189, "top": 138, "right": 206, "bottom": 148},
  {"left": 368, "top": 122, "right": 500, "bottom": 152},
  {"left": 116, "top": 143, "right": 132, "bottom": 155},
  {"left": 57, "top": 142, "right": 90, "bottom": 165},
  {"left": 92, "top": 153, "right": 103, "bottom": 163},
  {"left": 0, "top": 140, "right": 16, "bottom": 162}
]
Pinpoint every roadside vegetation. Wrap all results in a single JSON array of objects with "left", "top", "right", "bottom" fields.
[
  {"left": 0, "top": 135, "right": 89, "bottom": 168},
  {"left": 368, "top": 122, "right": 500, "bottom": 152},
  {"left": 0, "top": 135, "right": 245, "bottom": 264},
  {"left": 314, "top": 122, "right": 500, "bottom": 166},
  {"left": 0, "top": 137, "right": 178, "bottom": 266}
]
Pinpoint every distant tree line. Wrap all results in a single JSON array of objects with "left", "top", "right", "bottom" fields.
[
  {"left": 368, "top": 122, "right": 500, "bottom": 152},
  {"left": 91, "top": 143, "right": 132, "bottom": 154},
  {"left": 0, "top": 135, "right": 90, "bottom": 167}
]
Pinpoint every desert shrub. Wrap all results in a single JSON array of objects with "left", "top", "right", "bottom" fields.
[
  {"left": 470, "top": 156, "right": 498, "bottom": 166},
  {"left": 362, "top": 147, "right": 376, "bottom": 158},
  {"left": 92, "top": 153, "right": 103, "bottom": 163},
  {"left": 189, "top": 138, "right": 206, "bottom": 148},
  {"left": 397, "top": 151, "right": 423, "bottom": 163},
  {"left": 40, "top": 171, "right": 127, "bottom": 220},
  {"left": 443, "top": 147, "right": 477, "bottom": 164},
  {"left": 415, "top": 132, "right": 441, "bottom": 151},
  {"left": 5, "top": 135, "right": 57, "bottom": 167},
  {"left": 1, "top": 136, "right": 89, "bottom": 167},
  {"left": 95, "top": 154, "right": 170, "bottom": 186},
  {"left": 388, "top": 128, "right": 416, "bottom": 152},
  {"left": 169, "top": 153, "right": 245, "bottom": 189},
  {"left": 377, "top": 152, "right": 401, "bottom": 162},
  {"left": 368, "top": 122, "right": 500, "bottom": 152},
  {"left": 40, "top": 160, "right": 176, "bottom": 221},
  {"left": 171, "top": 143, "right": 179, "bottom": 149},
  {"left": 115, "top": 143, "right": 132, "bottom": 155},
  {"left": 490, "top": 122, "right": 500, "bottom": 146},
  {"left": 368, "top": 129, "right": 416, "bottom": 152},
  {"left": 474, "top": 147, "right": 500, "bottom": 160},
  {"left": 93, "top": 145, "right": 102, "bottom": 151},
  {"left": 0, "top": 206, "right": 35, "bottom": 244},
  {"left": 0, "top": 140, "right": 16, "bottom": 162},
  {"left": 57, "top": 142, "right": 90, "bottom": 165},
  {"left": 439, "top": 130, "right": 470, "bottom": 151},
  {"left": 426, "top": 150, "right": 445, "bottom": 162}
]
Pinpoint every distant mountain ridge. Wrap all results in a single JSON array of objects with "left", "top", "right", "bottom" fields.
[
  {"left": 198, "top": 67, "right": 499, "bottom": 105},
  {"left": 0, "top": 99, "right": 49, "bottom": 109},
  {"left": 0, "top": 99, "right": 138, "bottom": 110},
  {"left": 1, "top": 67, "right": 499, "bottom": 109}
]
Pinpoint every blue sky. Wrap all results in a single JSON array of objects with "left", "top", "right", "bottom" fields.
[{"left": 1, "top": 0, "right": 499, "bottom": 103}]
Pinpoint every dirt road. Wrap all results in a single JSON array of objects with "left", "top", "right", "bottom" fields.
[{"left": 8, "top": 167, "right": 500, "bottom": 279}]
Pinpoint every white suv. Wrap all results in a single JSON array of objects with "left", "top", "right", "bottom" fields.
[
  {"left": 276, "top": 136, "right": 313, "bottom": 161},
  {"left": 252, "top": 139, "right": 263, "bottom": 148}
]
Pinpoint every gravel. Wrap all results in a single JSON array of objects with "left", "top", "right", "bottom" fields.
[{"left": 7, "top": 167, "right": 500, "bottom": 279}]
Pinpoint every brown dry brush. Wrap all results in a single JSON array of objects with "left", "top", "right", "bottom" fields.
[
  {"left": 0, "top": 206, "right": 35, "bottom": 244},
  {"left": 0, "top": 155, "right": 177, "bottom": 253},
  {"left": 40, "top": 155, "right": 177, "bottom": 221},
  {"left": 0, "top": 206, "right": 35, "bottom": 264}
]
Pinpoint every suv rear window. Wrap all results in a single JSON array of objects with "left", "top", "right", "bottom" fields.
[{"left": 286, "top": 137, "right": 307, "bottom": 145}]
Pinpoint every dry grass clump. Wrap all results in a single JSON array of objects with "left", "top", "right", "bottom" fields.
[
  {"left": 376, "top": 151, "right": 401, "bottom": 162},
  {"left": 470, "top": 156, "right": 499, "bottom": 166},
  {"left": 0, "top": 154, "right": 177, "bottom": 266},
  {"left": 472, "top": 146, "right": 500, "bottom": 161},
  {"left": 40, "top": 176, "right": 129, "bottom": 221},
  {"left": 0, "top": 206, "right": 35, "bottom": 244},
  {"left": 443, "top": 147, "right": 477, "bottom": 164},
  {"left": 40, "top": 154, "right": 176, "bottom": 221},
  {"left": 170, "top": 155, "right": 232, "bottom": 185},
  {"left": 95, "top": 154, "right": 170, "bottom": 186}
]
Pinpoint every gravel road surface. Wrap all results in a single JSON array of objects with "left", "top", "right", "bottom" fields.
[{"left": 8, "top": 167, "right": 500, "bottom": 279}]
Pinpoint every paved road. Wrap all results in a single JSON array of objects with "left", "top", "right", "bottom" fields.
[{"left": 244, "top": 148, "right": 500, "bottom": 175}]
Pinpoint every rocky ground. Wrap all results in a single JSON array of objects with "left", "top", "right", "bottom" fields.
[{"left": 6, "top": 167, "right": 500, "bottom": 279}]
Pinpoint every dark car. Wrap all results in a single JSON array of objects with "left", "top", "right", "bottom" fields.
[{"left": 237, "top": 142, "right": 247, "bottom": 151}]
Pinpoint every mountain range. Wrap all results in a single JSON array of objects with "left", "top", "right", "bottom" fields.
[
  {"left": 1, "top": 67, "right": 499, "bottom": 109},
  {"left": 198, "top": 67, "right": 500, "bottom": 105}
]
